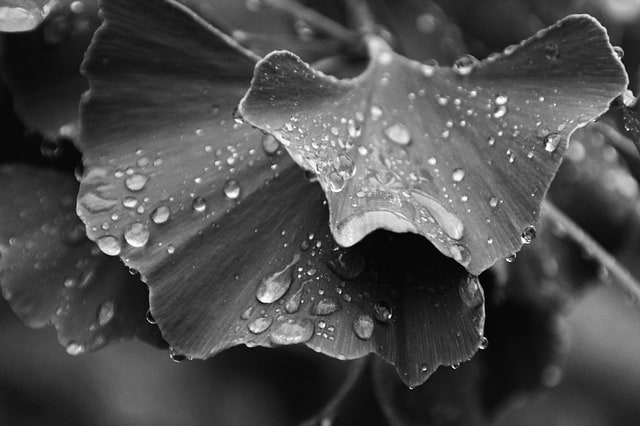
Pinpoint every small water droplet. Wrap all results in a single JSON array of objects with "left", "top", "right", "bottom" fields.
[
  {"left": 248, "top": 316, "right": 273, "bottom": 334},
  {"left": 353, "top": 314, "right": 374, "bottom": 340},
  {"left": 125, "top": 174, "right": 148, "bottom": 192},
  {"left": 488, "top": 196, "right": 499, "bottom": 208},
  {"left": 449, "top": 244, "right": 471, "bottom": 267},
  {"left": 420, "top": 64, "right": 435, "bottom": 77},
  {"left": 451, "top": 168, "right": 466, "bottom": 182},
  {"left": 96, "top": 235, "right": 121, "bottom": 256},
  {"left": 420, "top": 363, "right": 429, "bottom": 373},
  {"left": 334, "top": 154, "right": 356, "bottom": 179},
  {"left": 505, "top": 254, "right": 517, "bottom": 263},
  {"left": 384, "top": 123, "right": 411, "bottom": 146},
  {"left": 224, "top": 180, "right": 241, "bottom": 199},
  {"left": 521, "top": 225, "right": 537, "bottom": 244},
  {"left": 347, "top": 119, "right": 362, "bottom": 138},
  {"left": 452, "top": 54, "right": 478, "bottom": 75},
  {"left": 169, "top": 347, "right": 187, "bottom": 362},
  {"left": 150, "top": 205, "right": 170, "bottom": 224},
  {"left": 269, "top": 317, "right": 314, "bottom": 345},
  {"left": 311, "top": 297, "right": 342, "bottom": 315},
  {"left": 494, "top": 94, "right": 508, "bottom": 105},
  {"left": 167, "top": 244, "right": 175, "bottom": 254},
  {"left": 122, "top": 196, "right": 138, "bottom": 209},
  {"left": 492, "top": 105, "right": 507, "bottom": 118},
  {"left": 451, "top": 363, "right": 460, "bottom": 370},
  {"left": 256, "top": 254, "right": 300, "bottom": 304},
  {"left": 479, "top": 336, "right": 489, "bottom": 350},
  {"left": 613, "top": 46, "right": 624, "bottom": 59},
  {"left": 97, "top": 300, "right": 115, "bottom": 326},
  {"left": 372, "top": 301, "right": 393, "bottom": 323},
  {"left": 146, "top": 309, "right": 156, "bottom": 324},
  {"left": 327, "top": 172, "right": 346, "bottom": 193},
  {"left": 124, "top": 222, "right": 149, "bottom": 248},
  {"left": 192, "top": 197, "right": 206, "bottom": 212},
  {"left": 66, "top": 342, "right": 85, "bottom": 356}
]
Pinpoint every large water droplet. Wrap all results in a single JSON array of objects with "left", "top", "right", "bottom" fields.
[
  {"left": 96, "top": 235, "right": 121, "bottom": 256},
  {"left": 311, "top": 297, "right": 342, "bottom": 316},
  {"left": 327, "top": 172, "right": 346, "bottom": 192},
  {"left": 124, "top": 222, "right": 149, "bottom": 248},
  {"left": 97, "top": 300, "right": 115, "bottom": 326},
  {"left": 256, "top": 254, "right": 300, "bottom": 304},
  {"left": 521, "top": 225, "right": 537, "bottom": 244},
  {"left": 451, "top": 168, "right": 466, "bottom": 182},
  {"left": 384, "top": 123, "right": 411, "bottom": 146},
  {"left": 224, "top": 180, "right": 241, "bottom": 199},
  {"left": 248, "top": 317, "right": 273, "bottom": 334},
  {"left": 353, "top": 314, "right": 374, "bottom": 340},
  {"left": 169, "top": 347, "right": 187, "bottom": 362},
  {"left": 452, "top": 54, "right": 478, "bottom": 75},
  {"left": 150, "top": 205, "right": 170, "bottom": 224},
  {"left": 269, "top": 317, "right": 314, "bottom": 345},
  {"left": 125, "top": 174, "right": 148, "bottom": 192}
]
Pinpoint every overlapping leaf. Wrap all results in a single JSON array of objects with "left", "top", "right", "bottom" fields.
[
  {"left": 76, "top": 0, "right": 486, "bottom": 387},
  {"left": 0, "top": 0, "right": 58, "bottom": 32},
  {"left": 238, "top": 14, "right": 628, "bottom": 275},
  {"left": 0, "top": 165, "right": 163, "bottom": 353}
]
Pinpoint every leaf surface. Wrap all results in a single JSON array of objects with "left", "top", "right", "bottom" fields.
[
  {"left": 77, "top": 0, "right": 485, "bottom": 387},
  {"left": 238, "top": 14, "right": 628, "bottom": 275}
]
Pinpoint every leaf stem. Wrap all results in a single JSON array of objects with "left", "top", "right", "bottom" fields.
[
  {"left": 300, "top": 357, "right": 369, "bottom": 426},
  {"left": 542, "top": 200, "right": 640, "bottom": 305},
  {"left": 261, "top": 0, "right": 358, "bottom": 45}
]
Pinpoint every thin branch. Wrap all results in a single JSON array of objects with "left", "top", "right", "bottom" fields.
[
  {"left": 300, "top": 357, "right": 369, "bottom": 426},
  {"left": 261, "top": 0, "right": 358, "bottom": 45},
  {"left": 542, "top": 200, "right": 640, "bottom": 306},
  {"left": 344, "top": 0, "right": 377, "bottom": 35}
]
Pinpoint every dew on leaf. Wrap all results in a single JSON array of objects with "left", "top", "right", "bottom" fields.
[
  {"left": 505, "top": 254, "right": 517, "bottom": 263},
  {"left": 66, "top": 342, "right": 85, "bottom": 356},
  {"left": 411, "top": 190, "right": 464, "bottom": 240},
  {"left": 0, "top": 0, "right": 49, "bottom": 32},
  {"left": 334, "top": 154, "right": 356, "bottom": 179},
  {"left": 150, "top": 205, "right": 170, "bottom": 224},
  {"left": 492, "top": 105, "right": 508, "bottom": 118},
  {"left": 124, "top": 222, "right": 149, "bottom": 248},
  {"left": 544, "top": 133, "right": 562, "bottom": 152},
  {"left": 449, "top": 244, "right": 471, "bottom": 267},
  {"left": 451, "top": 168, "right": 466, "bottom": 182},
  {"left": 192, "top": 197, "right": 206, "bottom": 213},
  {"left": 372, "top": 301, "right": 393, "bottom": 323},
  {"left": 545, "top": 42, "right": 559, "bottom": 60},
  {"left": 122, "top": 196, "right": 138, "bottom": 209},
  {"left": 384, "top": 123, "right": 412, "bottom": 145},
  {"left": 328, "top": 172, "right": 346, "bottom": 193},
  {"left": 124, "top": 174, "right": 148, "bottom": 191},
  {"left": 353, "top": 314, "right": 374, "bottom": 340},
  {"left": 248, "top": 316, "right": 273, "bottom": 334},
  {"left": 224, "top": 180, "right": 241, "bottom": 199},
  {"left": 479, "top": 336, "right": 489, "bottom": 350},
  {"left": 452, "top": 54, "right": 478, "bottom": 75},
  {"left": 256, "top": 254, "right": 300, "bottom": 304},
  {"left": 169, "top": 347, "right": 187, "bottom": 362},
  {"left": 96, "top": 235, "right": 121, "bottom": 256},
  {"left": 269, "top": 317, "right": 314, "bottom": 345},
  {"left": 145, "top": 309, "right": 156, "bottom": 324},
  {"left": 494, "top": 94, "right": 508, "bottom": 105}
]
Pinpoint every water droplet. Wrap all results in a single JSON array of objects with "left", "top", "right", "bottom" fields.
[
  {"left": 452, "top": 54, "right": 478, "bottom": 75},
  {"left": 146, "top": 309, "right": 156, "bottom": 324},
  {"left": 192, "top": 197, "right": 206, "bottom": 212},
  {"left": 479, "top": 336, "right": 489, "bottom": 350},
  {"left": 505, "top": 254, "right": 517, "bottom": 263},
  {"left": 125, "top": 174, "right": 148, "bottom": 192},
  {"left": 451, "top": 363, "right": 460, "bottom": 370},
  {"left": 488, "top": 196, "right": 499, "bottom": 208},
  {"left": 353, "top": 314, "right": 374, "bottom": 340},
  {"left": 97, "top": 300, "right": 115, "bottom": 326},
  {"left": 66, "top": 342, "right": 85, "bottom": 356},
  {"left": 347, "top": 119, "right": 362, "bottom": 138},
  {"left": 327, "top": 250, "right": 364, "bottom": 280},
  {"left": 248, "top": 317, "right": 273, "bottom": 334},
  {"left": 544, "top": 133, "right": 562, "bottom": 152},
  {"left": 124, "top": 222, "right": 149, "bottom": 248},
  {"left": 167, "top": 244, "right": 175, "bottom": 254},
  {"left": 420, "top": 363, "right": 429, "bottom": 373},
  {"left": 420, "top": 64, "right": 435, "bottom": 77},
  {"left": 613, "top": 46, "right": 624, "bottom": 59},
  {"left": 545, "top": 42, "right": 559, "bottom": 60},
  {"left": 372, "top": 301, "right": 393, "bottom": 323},
  {"left": 384, "top": 123, "right": 411, "bottom": 146},
  {"left": 487, "top": 136, "right": 496, "bottom": 146},
  {"left": 262, "top": 134, "right": 280, "bottom": 154},
  {"left": 256, "top": 254, "right": 300, "bottom": 304},
  {"left": 169, "top": 347, "right": 187, "bottom": 362},
  {"left": 521, "top": 225, "right": 536, "bottom": 244},
  {"left": 411, "top": 190, "right": 464, "bottom": 240},
  {"left": 451, "top": 168, "right": 466, "bottom": 182},
  {"left": 269, "top": 317, "right": 314, "bottom": 345},
  {"left": 327, "top": 172, "right": 346, "bottom": 192},
  {"left": 224, "top": 180, "right": 241, "bottom": 199},
  {"left": 492, "top": 105, "right": 507, "bottom": 118},
  {"left": 123, "top": 196, "right": 138, "bottom": 209},
  {"left": 449, "top": 244, "right": 471, "bottom": 267},
  {"left": 96, "top": 235, "right": 121, "bottom": 256},
  {"left": 494, "top": 94, "right": 508, "bottom": 105},
  {"left": 334, "top": 154, "right": 356, "bottom": 180},
  {"left": 40, "top": 139, "right": 60, "bottom": 158},
  {"left": 311, "top": 297, "right": 342, "bottom": 315},
  {"left": 150, "top": 205, "right": 170, "bottom": 224}
]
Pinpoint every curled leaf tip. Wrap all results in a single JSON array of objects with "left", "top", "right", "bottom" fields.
[{"left": 238, "top": 13, "right": 628, "bottom": 275}]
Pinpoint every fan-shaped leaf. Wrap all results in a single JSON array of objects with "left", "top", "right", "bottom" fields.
[
  {"left": 238, "top": 14, "right": 628, "bottom": 275},
  {"left": 0, "top": 165, "right": 163, "bottom": 353},
  {"left": 77, "top": 0, "right": 485, "bottom": 387}
]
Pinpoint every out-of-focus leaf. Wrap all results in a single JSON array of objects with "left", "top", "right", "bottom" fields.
[
  {"left": 239, "top": 15, "right": 628, "bottom": 275},
  {"left": 622, "top": 107, "right": 640, "bottom": 153},
  {"left": 77, "top": 0, "right": 485, "bottom": 387},
  {"left": 0, "top": 165, "right": 163, "bottom": 353}
]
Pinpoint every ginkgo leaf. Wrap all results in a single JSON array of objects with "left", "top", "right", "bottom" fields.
[
  {"left": 76, "top": 0, "right": 485, "bottom": 387},
  {"left": 0, "top": 165, "right": 163, "bottom": 353},
  {"left": 238, "top": 14, "right": 628, "bottom": 275}
]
